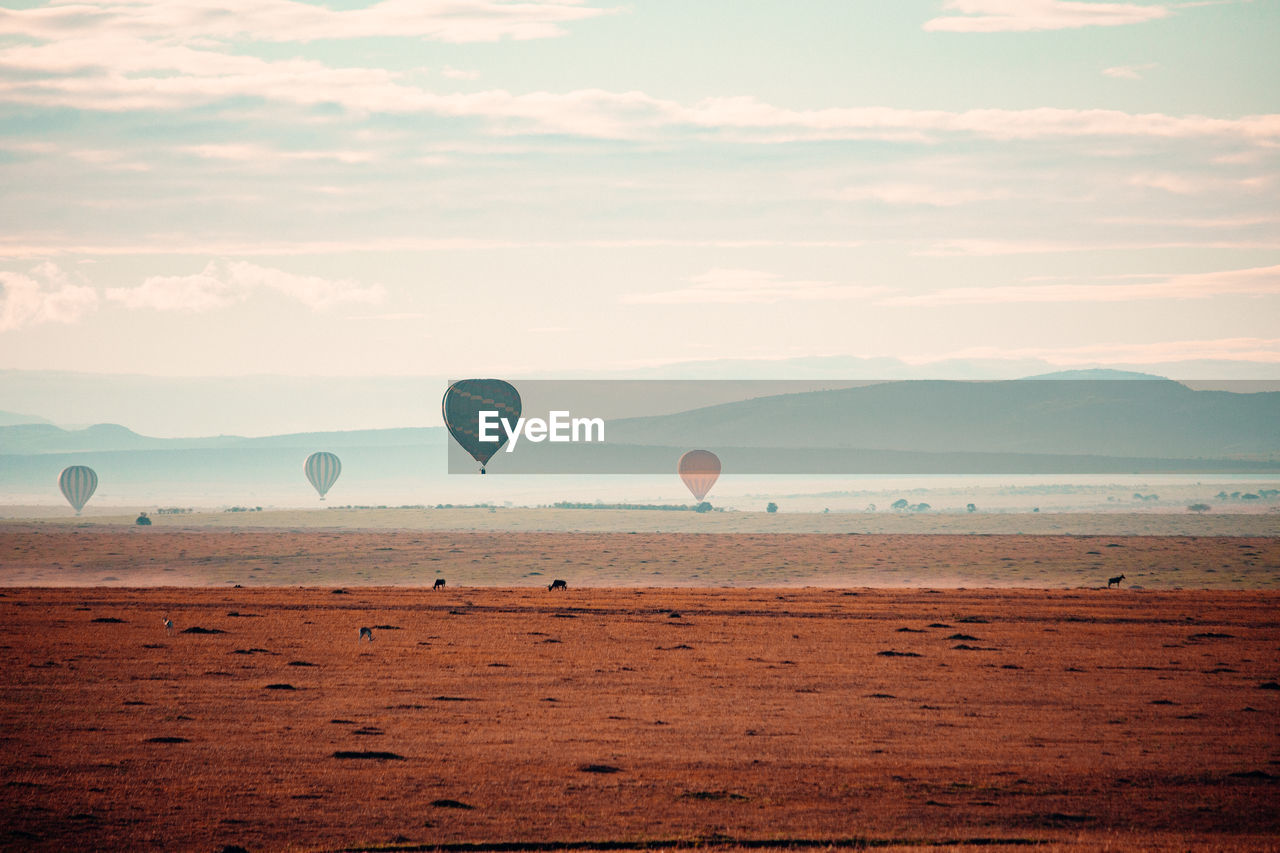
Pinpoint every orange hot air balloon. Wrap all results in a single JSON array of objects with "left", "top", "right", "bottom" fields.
[{"left": 678, "top": 450, "right": 720, "bottom": 502}]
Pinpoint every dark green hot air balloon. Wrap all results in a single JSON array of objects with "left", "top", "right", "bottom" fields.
[{"left": 442, "top": 379, "right": 521, "bottom": 473}]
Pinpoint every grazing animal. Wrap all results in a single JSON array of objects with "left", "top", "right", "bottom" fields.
[
  {"left": 433, "top": 578, "right": 446, "bottom": 590},
  {"left": 163, "top": 617, "right": 173, "bottom": 634},
  {"left": 1108, "top": 574, "right": 1125, "bottom": 588},
  {"left": 358, "top": 626, "right": 374, "bottom": 642},
  {"left": 548, "top": 579, "right": 567, "bottom": 591}
]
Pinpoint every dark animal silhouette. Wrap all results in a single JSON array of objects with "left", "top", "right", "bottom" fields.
[
  {"left": 358, "top": 627, "right": 374, "bottom": 642},
  {"left": 433, "top": 578, "right": 446, "bottom": 590},
  {"left": 548, "top": 579, "right": 567, "bottom": 591},
  {"left": 1108, "top": 574, "right": 1125, "bottom": 588}
]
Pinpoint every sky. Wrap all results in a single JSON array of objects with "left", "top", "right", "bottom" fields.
[{"left": 1, "top": 0, "right": 1278, "bottom": 379}]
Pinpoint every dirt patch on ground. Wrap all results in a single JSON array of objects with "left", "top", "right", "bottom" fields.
[{"left": 1, "top": 586, "right": 1277, "bottom": 851}]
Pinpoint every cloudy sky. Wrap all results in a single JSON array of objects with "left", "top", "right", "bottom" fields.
[{"left": 1, "top": 0, "right": 1277, "bottom": 378}]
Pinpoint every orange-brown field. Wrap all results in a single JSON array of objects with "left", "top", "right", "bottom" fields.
[
  {"left": 2, "top": 525, "right": 1279, "bottom": 588},
  {"left": 1, "top": 529, "right": 1278, "bottom": 852}
]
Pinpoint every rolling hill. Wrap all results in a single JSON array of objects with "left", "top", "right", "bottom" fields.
[{"left": 602, "top": 378, "right": 1279, "bottom": 460}]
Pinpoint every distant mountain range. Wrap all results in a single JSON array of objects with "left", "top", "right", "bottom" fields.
[
  {"left": 4, "top": 358, "right": 1277, "bottom": 438},
  {"left": 550, "top": 357, "right": 1280, "bottom": 381},
  {"left": 0, "top": 410, "right": 51, "bottom": 427},
  {"left": 4, "top": 376, "right": 1277, "bottom": 485},
  {"left": 5, "top": 374, "right": 1278, "bottom": 459},
  {"left": 0, "top": 423, "right": 443, "bottom": 455},
  {"left": 602, "top": 376, "right": 1280, "bottom": 461}
]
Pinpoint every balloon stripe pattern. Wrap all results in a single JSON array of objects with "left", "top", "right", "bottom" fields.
[
  {"left": 305, "top": 452, "right": 342, "bottom": 499},
  {"left": 442, "top": 379, "right": 522, "bottom": 469},
  {"left": 678, "top": 449, "right": 721, "bottom": 502},
  {"left": 59, "top": 465, "right": 98, "bottom": 514}
]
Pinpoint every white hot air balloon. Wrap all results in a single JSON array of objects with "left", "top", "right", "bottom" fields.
[
  {"left": 59, "top": 465, "right": 98, "bottom": 515},
  {"left": 678, "top": 450, "right": 720, "bottom": 502},
  {"left": 304, "top": 452, "right": 341, "bottom": 500}
]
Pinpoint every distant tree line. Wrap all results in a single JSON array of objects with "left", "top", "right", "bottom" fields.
[
  {"left": 1215, "top": 489, "right": 1276, "bottom": 501},
  {"left": 552, "top": 501, "right": 719, "bottom": 512}
]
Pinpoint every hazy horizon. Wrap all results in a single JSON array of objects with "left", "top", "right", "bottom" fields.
[{"left": 4, "top": 366, "right": 1280, "bottom": 438}]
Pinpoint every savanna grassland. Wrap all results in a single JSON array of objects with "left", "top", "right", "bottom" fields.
[
  {"left": 0, "top": 519, "right": 1277, "bottom": 851},
  {"left": 1, "top": 521, "right": 1279, "bottom": 588},
  {"left": 1, "top": 584, "right": 1278, "bottom": 851}
]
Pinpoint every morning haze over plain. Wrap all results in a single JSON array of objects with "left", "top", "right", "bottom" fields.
[{"left": 1, "top": 0, "right": 1277, "bottom": 412}]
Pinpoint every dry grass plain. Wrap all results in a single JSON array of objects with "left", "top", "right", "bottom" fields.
[
  {"left": 1, "top": 524, "right": 1278, "bottom": 851},
  {"left": 0, "top": 523, "right": 1278, "bottom": 589},
  {"left": 1, "top": 586, "right": 1278, "bottom": 852}
]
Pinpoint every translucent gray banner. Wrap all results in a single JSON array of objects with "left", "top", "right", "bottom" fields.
[{"left": 444, "top": 379, "right": 1280, "bottom": 475}]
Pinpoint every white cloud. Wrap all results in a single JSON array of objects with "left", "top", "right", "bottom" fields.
[
  {"left": 349, "top": 312, "right": 428, "bottom": 321},
  {"left": 1099, "top": 214, "right": 1279, "bottom": 228},
  {"left": 104, "top": 260, "right": 385, "bottom": 312},
  {"left": 880, "top": 264, "right": 1280, "bottom": 306},
  {"left": 918, "top": 238, "right": 1099, "bottom": 256},
  {"left": 918, "top": 237, "right": 1280, "bottom": 256},
  {"left": 107, "top": 265, "right": 241, "bottom": 313},
  {"left": 179, "top": 143, "right": 375, "bottom": 165},
  {"left": 922, "top": 338, "right": 1280, "bottom": 364},
  {"left": 442, "top": 67, "right": 482, "bottom": 80},
  {"left": 925, "top": 0, "right": 1171, "bottom": 32},
  {"left": 1103, "top": 63, "right": 1157, "bottom": 79},
  {"left": 1127, "top": 171, "right": 1205, "bottom": 194},
  {"left": 9, "top": 233, "right": 1279, "bottom": 259},
  {"left": 0, "top": 1, "right": 614, "bottom": 45},
  {"left": 0, "top": 20, "right": 1276, "bottom": 145},
  {"left": 0, "top": 263, "right": 98, "bottom": 331},
  {"left": 622, "top": 268, "right": 889, "bottom": 305},
  {"left": 1127, "top": 170, "right": 1273, "bottom": 195},
  {"left": 0, "top": 236, "right": 872, "bottom": 257},
  {"left": 835, "top": 183, "right": 1009, "bottom": 206}
]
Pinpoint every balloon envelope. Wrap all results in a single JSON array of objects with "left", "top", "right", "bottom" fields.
[
  {"left": 305, "top": 451, "right": 342, "bottom": 499},
  {"left": 59, "top": 465, "right": 98, "bottom": 514},
  {"left": 442, "top": 379, "right": 522, "bottom": 471},
  {"left": 678, "top": 450, "right": 720, "bottom": 501}
]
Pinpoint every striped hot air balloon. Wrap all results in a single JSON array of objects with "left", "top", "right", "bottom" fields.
[
  {"left": 678, "top": 450, "right": 720, "bottom": 502},
  {"left": 59, "top": 465, "right": 98, "bottom": 515},
  {"left": 442, "top": 379, "right": 522, "bottom": 474},
  {"left": 304, "top": 452, "right": 342, "bottom": 500}
]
